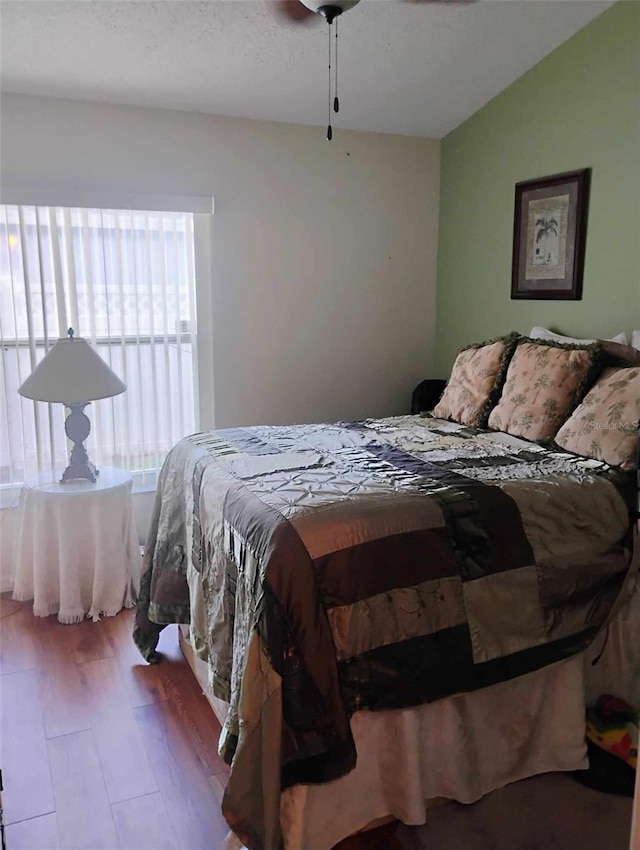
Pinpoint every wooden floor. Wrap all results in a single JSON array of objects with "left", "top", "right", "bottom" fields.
[{"left": 0, "top": 596, "right": 633, "bottom": 850}]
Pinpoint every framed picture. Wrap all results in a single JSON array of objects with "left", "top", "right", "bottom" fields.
[{"left": 511, "top": 168, "right": 590, "bottom": 300}]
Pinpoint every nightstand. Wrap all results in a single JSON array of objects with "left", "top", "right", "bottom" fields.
[{"left": 12, "top": 467, "right": 142, "bottom": 623}]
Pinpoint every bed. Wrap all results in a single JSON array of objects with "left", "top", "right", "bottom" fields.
[
  {"left": 134, "top": 409, "right": 638, "bottom": 850},
  {"left": 136, "top": 416, "right": 631, "bottom": 850}
]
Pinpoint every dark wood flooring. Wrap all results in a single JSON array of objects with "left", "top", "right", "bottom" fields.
[{"left": 0, "top": 597, "right": 633, "bottom": 850}]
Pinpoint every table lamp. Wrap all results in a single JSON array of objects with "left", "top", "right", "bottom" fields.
[{"left": 18, "top": 328, "right": 126, "bottom": 483}]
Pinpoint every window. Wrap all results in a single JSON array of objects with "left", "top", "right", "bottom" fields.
[{"left": 0, "top": 205, "right": 198, "bottom": 493}]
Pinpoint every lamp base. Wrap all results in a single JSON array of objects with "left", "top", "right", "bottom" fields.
[
  {"left": 60, "top": 403, "right": 100, "bottom": 484},
  {"left": 60, "top": 460, "right": 99, "bottom": 484}
]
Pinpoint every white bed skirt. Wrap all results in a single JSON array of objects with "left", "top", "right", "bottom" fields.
[
  {"left": 179, "top": 559, "right": 640, "bottom": 850},
  {"left": 180, "top": 630, "right": 588, "bottom": 850},
  {"left": 281, "top": 657, "right": 591, "bottom": 850},
  {"left": 178, "top": 536, "right": 639, "bottom": 850}
]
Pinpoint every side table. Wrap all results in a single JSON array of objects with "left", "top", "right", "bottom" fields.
[{"left": 12, "top": 467, "right": 142, "bottom": 623}]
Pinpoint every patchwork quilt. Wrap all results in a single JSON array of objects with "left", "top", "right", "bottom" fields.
[{"left": 133, "top": 415, "right": 635, "bottom": 850}]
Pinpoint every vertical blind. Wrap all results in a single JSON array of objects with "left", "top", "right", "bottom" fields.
[{"left": 0, "top": 205, "right": 198, "bottom": 491}]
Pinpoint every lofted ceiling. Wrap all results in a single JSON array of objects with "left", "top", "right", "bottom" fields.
[{"left": 0, "top": 0, "right": 612, "bottom": 138}]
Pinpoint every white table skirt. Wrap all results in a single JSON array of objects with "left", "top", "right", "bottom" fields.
[{"left": 12, "top": 466, "right": 142, "bottom": 623}]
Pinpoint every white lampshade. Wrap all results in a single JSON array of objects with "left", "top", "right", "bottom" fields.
[{"left": 18, "top": 336, "right": 126, "bottom": 404}]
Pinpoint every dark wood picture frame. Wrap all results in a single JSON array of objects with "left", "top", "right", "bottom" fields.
[{"left": 511, "top": 168, "right": 590, "bottom": 300}]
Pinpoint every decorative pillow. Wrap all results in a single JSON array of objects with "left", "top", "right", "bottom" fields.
[
  {"left": 487, "top": 340, "right": 601, "bottom": 441},
  {"left": 432, "top": 334, "right": 518, "bottom": 427},
  {"left": 529, "top": 326, "right": 628, "bottom": 346},
  {"left": 555, "top": 366, "right": 640, "bottom": 470},
  {"left": 631, "top": 330, "right": 640, "bottom": 351}
]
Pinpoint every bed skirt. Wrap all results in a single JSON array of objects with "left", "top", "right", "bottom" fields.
[{"left": 179, "top": 628, "right": 588, "bottom": 850}]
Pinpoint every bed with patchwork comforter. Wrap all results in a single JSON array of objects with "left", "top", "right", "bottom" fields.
[{"left": 134, "top": 414, "right": 635, "bottom": 850}]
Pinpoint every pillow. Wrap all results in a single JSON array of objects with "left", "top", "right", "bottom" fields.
[
  {"left": 529, "top": 326, "right": 628, "bottom": 346},
  {"left": 632, "top": 330, "right": 640, "bottom": 351},
  {"left": 487, "top": 339, "right": 601, "bottom": 441},
  {"left": 432, "top": 334, "right": 517, "bottom": 427},
  {"left": 555, "top": 366, "right": 640, "bottom": 470}
]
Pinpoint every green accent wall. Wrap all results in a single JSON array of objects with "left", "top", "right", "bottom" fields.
[{"left": 435, "top": 1, "right": 640, "bottom": 375}]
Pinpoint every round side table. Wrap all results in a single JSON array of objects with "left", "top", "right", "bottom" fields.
[{"left": 12, "top": 467, "right": 142, "bottom": 623}]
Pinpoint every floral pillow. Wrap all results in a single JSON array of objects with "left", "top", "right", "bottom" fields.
[
  {"left": 432, "top": 335, "right": 517, "bottom": 427},
  {"left": 487, "top": 340, "right": 600, "bottom": 441},
  {"left": 555, "top": 367, "right": 640, "bottom": 470}
]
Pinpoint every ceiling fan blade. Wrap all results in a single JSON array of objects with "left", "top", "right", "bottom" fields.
[{"left": 272, "top": 1, "right": 318, "bottom": 23}]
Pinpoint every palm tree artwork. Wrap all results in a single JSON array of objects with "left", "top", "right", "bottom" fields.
[{"left": 535, "top": 216, "right": 559, "bottom": 266}]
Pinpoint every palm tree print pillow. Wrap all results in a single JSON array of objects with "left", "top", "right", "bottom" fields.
[
  {"left": 432, "top": 335, "right": 517, "bottom": 427},
  {"left": 555, "top": 367, "right": 640, "bottom": 470},
  {"left": 487, "top": 340, "right": 599, "bottom": 441}
]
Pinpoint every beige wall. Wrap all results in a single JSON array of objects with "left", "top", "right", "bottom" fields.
[{"left": 0, "top": 93, "right": 440, "bottom": 428}]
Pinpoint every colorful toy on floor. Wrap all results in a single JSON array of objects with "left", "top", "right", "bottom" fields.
[{"left": 576, "top": 693, "right": 638, "bottom": 796}]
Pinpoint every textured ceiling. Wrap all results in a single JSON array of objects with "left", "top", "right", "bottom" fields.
[{"left": 0, "top": 0, "right": 612, "bottom": 138}]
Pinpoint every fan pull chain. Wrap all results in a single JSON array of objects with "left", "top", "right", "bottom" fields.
[
  {"left": 327, "top": 21, "right": 333, "bottom": 141},
  {"left": 334, "top": 18, "right": 339, "bottom": 114}
]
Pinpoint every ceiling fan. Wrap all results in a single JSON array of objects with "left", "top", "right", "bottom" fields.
[
  {"left": 274, "top": 0, "right": 467, "bottom": 26},
  {"left": 272, "top": 0, "right": 472, "bottom": 139}
]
